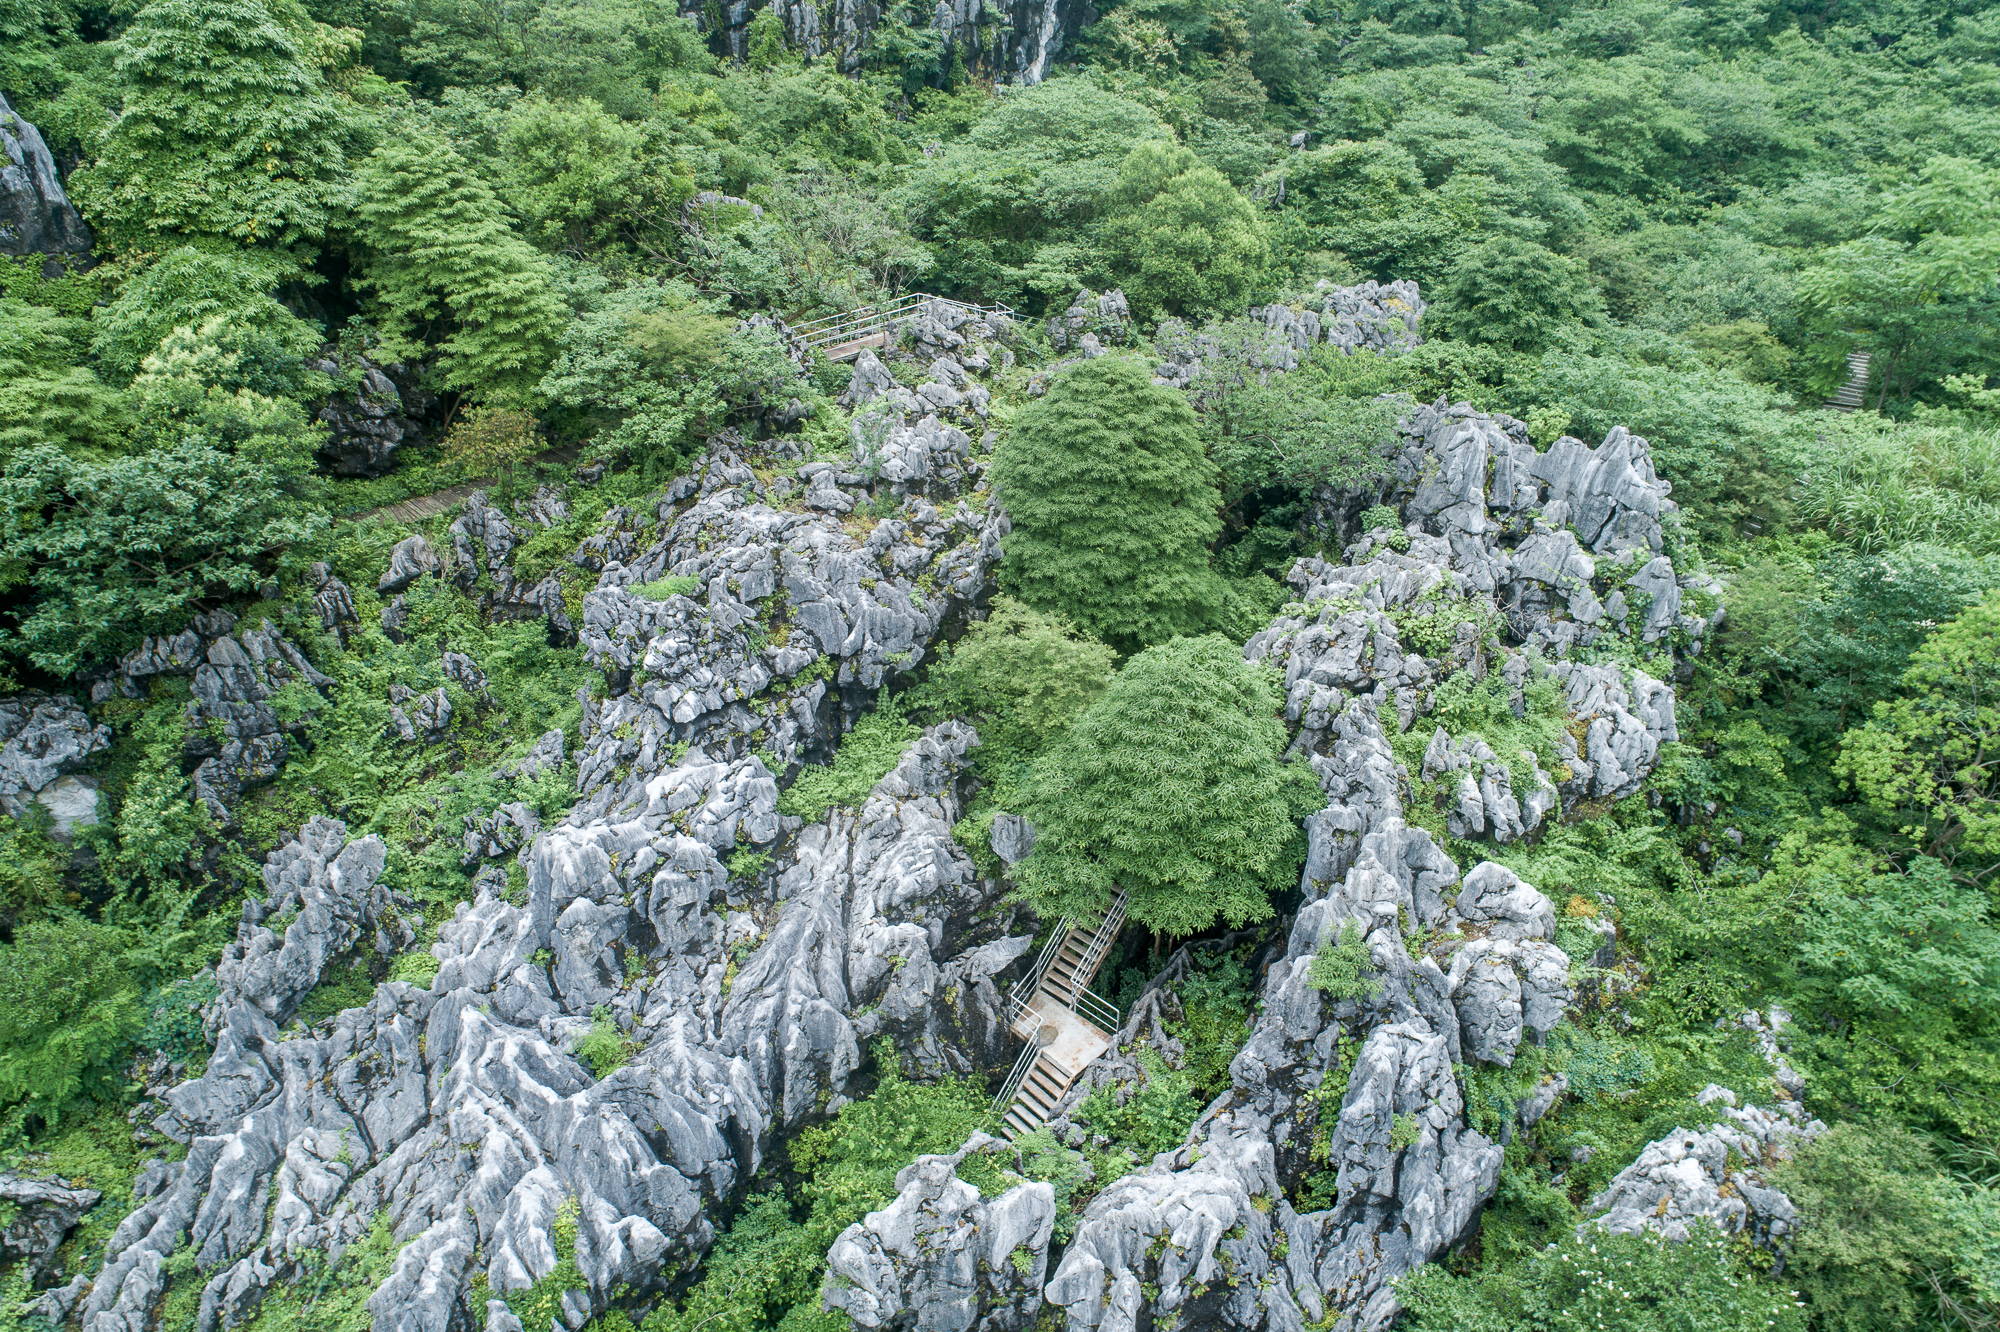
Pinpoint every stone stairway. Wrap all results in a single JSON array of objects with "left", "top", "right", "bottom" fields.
[
  {"left": 993, "top": 890, "right": 1127, "bottom": 1140},
  {"left": 1826, "top": 349, "right": 1871, "bottom": 410}
]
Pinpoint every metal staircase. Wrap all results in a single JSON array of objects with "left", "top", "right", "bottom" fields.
[
  {"left": 788, "top": 294, "right": 1014, "bottom": 362},
  {"left": 1826, "top": 349, "right": 1871, "bottom": 411},
  {"left": 992, "top": 889, "right": 1127, "bottom": 1140}
]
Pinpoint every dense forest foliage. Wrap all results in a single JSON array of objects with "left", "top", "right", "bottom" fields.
[{"left": 0, "top": 0, "right": 1997, "bottom": 1326}]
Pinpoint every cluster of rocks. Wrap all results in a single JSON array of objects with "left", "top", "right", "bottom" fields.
[
  {"left": 569, "top": 356, "right": 1005, "bottom": 806},
  {"left": 1046, "top": 290, "right": 1133, "bottom": 356},
  {"left": 310, "top": 352, "right": 436, "bottom": 479},
  {"left": 1151, "top": 280, "right": 1424, "bottom": 393},
  {"left": 78, "top": 713, "right": 1025, "bottom": 1332},
  {"left": 0, "top": 693, "right": 110, "bottom": 838},
  {"left": 822, "top": 397, "right": 1721, "bottom": 1332},
  {"left": 87, "top": 612, "right": 332, "bottom": 826},
  {"left": 377, "top": 489, "right": 575, "bottom": 646},
  {"left": 0, "top": 93, "right": 92, "bottom": 276},
  {"left": 1585, "top": 1085, "right": 1825, "bottom": 1251},
  {"left": 707, "top": 0, "right": 1085, "bottom": 84},
  {"left": 1377, "top": 399, "right": 1722, "bottom": 658},
  {"left": 65, "top": 337, "right": 1032, "bottom": 1332},
  {"left": 1246, "top": 280, "right": 1425, "bottom": 356}
]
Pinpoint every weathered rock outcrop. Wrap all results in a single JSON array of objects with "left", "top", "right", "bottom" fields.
[
  {"left": 86, "top": 613, "right": 332, "bottom": 825},
  {"left": 827, "top": 395, "right": 1713, "bottom": 1332},
  {"left": 1584, "top": 1086, "right": 1824, "bottom": 1251},
  {"left": 1153, "top": 280, "right": 1424, "bottom": 391},
  {"left": 311, "top": 353, "right": 434, "bottom": 478},
  {"left": 77, "top": 341, "right": 1019, "bottom": 1332},
  {"left": 705, "top": 0, "right": 1091, "bottom": 83},
  {"left": 0, "top": 93, "right": 92, "bottom": 273},
  {"left": 0, "top": 692, "right": 109, "bottom": 835},
  {"left": 1, "top": 1173, "right": 103, "bottom": 1277},
  {"left": 826, "top": 1133, "right": 1054, "bottom": 1332}
]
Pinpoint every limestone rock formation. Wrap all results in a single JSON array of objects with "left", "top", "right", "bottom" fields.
[
  {"left": 311, "top": 353, "right": 433, "bottom": 478},
  {"left": 0, "top": 692, "right": 110, "bottom": 834},
  {"left": 76, "top": 341, "right": 1020, "bottom": 1332},
  {"left": 836, "top": 391, "right": 1713, "bottom": 1332},
  {"left": 0, "top": 94, "right": 91, "bottom": 273},
  {"left": 1, "top": 1173, "right": 104, "bottom": 1276},
  {"left": 826, "top": 1133, "right": 1054, "bottom": 1332},
  {"left": 1584, "top": 1086, "right": 1825, "bottom": 1251}
]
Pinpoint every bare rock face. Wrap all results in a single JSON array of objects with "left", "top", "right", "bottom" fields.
[
  {"left": 0, "top": 692, "right": 110, "bottom": 833},
  {"left": 88, "top": 613, "right": 331, "bottom": 825},
  {"left": 698, "top": 0, "right": 1089, "bottom": 82},
  {"left": 311, "top": 354, "right": 433, "bottom": 478},
  {"left": 208, "top": 817, "right": 407, "bottom": 1033},
  {"left": 77, "top": 358, "right": 1018, "bottom": 1332},
  {"left": 833, "top": 391, "right": 1716, "bottom": 1332},
  {"left": 826, "top": 1133, "right": 1054, "bottom": 1332},
  {"left": 0, "top": 93, "right": 92, "bottom": 273},
  {"left": 1585, "top": 1086, "right": 1825, "bottom": 1251},
  {"left": 1, "top": 1173, "right": 104, "bottom": 1276}
]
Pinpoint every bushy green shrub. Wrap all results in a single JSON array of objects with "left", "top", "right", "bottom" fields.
[
  {"left": 1397, "top": 1220, "right": 1805, "bottom": 1332},
  {"left": 1307, "top": 921, "right": 1381, "bottom": 1001},
  {"left": 776, "top": 710, "right": 919, "bottom": 823},
  {"left": 991, "top": 356, "right": 1225, "bottom": 652},
  {"left": 902, "top": 597, "right": 1116, "bottom": 774}
]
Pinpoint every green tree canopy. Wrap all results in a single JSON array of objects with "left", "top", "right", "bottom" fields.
[
  {"left": 1102, "top": 141, "right": 1270, "bottom": 318},
  {"left": 1835, "top": 587, "right": 2000, "bottom": 871},
  {"left": 0, "top": 441, "right": 323, "bottom": 673},
  {"left": 1431, "top": 234, "right": 1607, "bottom": 352},
  {"left": 904, "top": 597, "right": 1117, "bottom": 772},
  {"left": 1013, "top": 634, "right": 1314, "bottom": 937},
  {"left": 991, "top": 355, "right": 1224, "bottom": 651},
  {"left": 74, "top": 0, "right": 364, "bottom": 250},
  {"left": 353, "top": 127, "right": 568, "bottom": 405}
]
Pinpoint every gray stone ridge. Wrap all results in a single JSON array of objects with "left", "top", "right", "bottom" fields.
[
  {"left": 74, "top": 328, "right": 1027, "bottom": 1332},
  {"left": 1584, "top": 1085, "right": 1825, "bottom": 1251},
  {"left": 0, "top": 93, "right": 92, "bottom": 268},
  {"left": 822, "top": 395, "right": 1723, "bottom": 1332}
]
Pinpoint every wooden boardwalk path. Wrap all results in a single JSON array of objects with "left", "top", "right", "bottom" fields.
[{"left": 349, "top": 446, "right": 579, "bottom": 526}]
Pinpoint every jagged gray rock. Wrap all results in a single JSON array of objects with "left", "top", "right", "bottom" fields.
[
  {"left": 307, "top": 563, "right": 358, "bottom": 634},
  {"left": 1, "top": 1173, "right": 103, "bottom": 1276},
  {"left": 208, "top": 818, "right": 405, "bottom": 1032},
  {"left": 1585, "top": 1088, "right": 1825, "bottom": 1250},
  {"left": 0, "top": 692, "right": 109, "bottom": 824},
  {"left": 380, "top": 535, "right": 440, "bottom": 593},
  {"left": 870, "top": 395, "right": 1716, "bottom": 1332},
  {"left": 1246, "top": 280, "right": 1425, "bottom": 356},
  {"left": 825, "top": 1133, "right": 1054, "bottom": 1332},
  {"left": 0, "top": 93, "right": 92, "bottom": 271},
  {"left": 311, "top": 355, "right": 431, "bottom": 478}
]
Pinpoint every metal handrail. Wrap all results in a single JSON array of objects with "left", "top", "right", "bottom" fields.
[
  {"left": 1048, "top": 890, "right": 1127, "bottom": 1007},
  {"left": 1005, "top": 917, "right": 1074, "bottom": 1011},
  {"left": 789, "top": 294, "right": 1016, "bottom": 352},
  {"left": 1073, "top": 986, "right": 1120, "bottom": 1036},
  {"left": 992, "top": 1031, "right": 1044, "bottom": 1113}
]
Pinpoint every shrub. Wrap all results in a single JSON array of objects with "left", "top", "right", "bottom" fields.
[
  {"left": 1307, "top": 921, "right": 1381, "bottom": 1001},
  {"left": 777, "top": 710, "right": 919, "bottom": 823},
  {"left": 902, "top": 597, "right": 1116, "bottom": 773}
]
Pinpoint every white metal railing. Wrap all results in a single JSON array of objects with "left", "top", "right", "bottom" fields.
[
  {"left": 788, "top": 294, "right": 1014, "bottom": 353},
  {"left": 992, "top": 1031, "right": 1044, "bottom": 1113},
  {"left": 1052, "top": 890, "right": 1127, "bottom": 1006},
  {"left": 1072, "top": 985, "right": 1120, "bottom": 1035}
]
